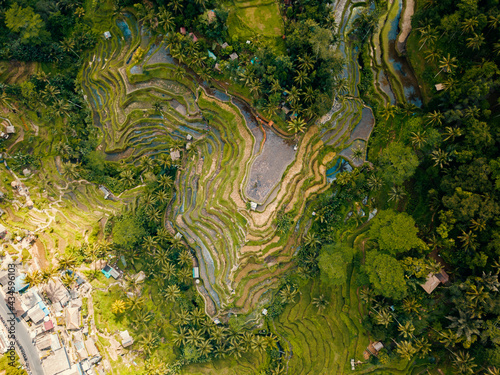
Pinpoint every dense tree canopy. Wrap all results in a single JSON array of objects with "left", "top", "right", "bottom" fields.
[
  {"left": 112, "top": 216, "right": 147, "bottom": 249},
  {"left": 369, "top": 209, "right": 426, "bottom": 254},
  {"left": 378, "top": 142, "right": 419, "bottom": 185},
  {"left": 318, "top": 243, "right": 354, "bottom": 285},
  {"left": 364, "top": 251, "right": 407, "bottom": 300}
]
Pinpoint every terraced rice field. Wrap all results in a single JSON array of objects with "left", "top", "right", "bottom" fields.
[
  {"left": 79, "top": 13, "right": 374, "bottom": 319},
  {"left": 369, "top": 0, "right": 422, "bottom": 106},
  {"left": 273, "top": 274, "right": 421, "bottom": 374}
]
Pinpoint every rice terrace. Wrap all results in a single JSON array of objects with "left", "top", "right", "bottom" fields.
[{"left": 0, "top": 0, "right": 499, "bottom": 374}]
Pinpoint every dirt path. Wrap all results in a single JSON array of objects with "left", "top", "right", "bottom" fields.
[{"left": 397, "top": 0, "right": 415, "bottom": 54}]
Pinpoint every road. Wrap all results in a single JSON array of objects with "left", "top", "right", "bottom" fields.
[{"left": 0, "top": 293, "right": 45, "bottom": 375}]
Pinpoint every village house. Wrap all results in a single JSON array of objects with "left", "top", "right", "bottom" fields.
[
  {"left": 119, "top": 330, "right": 134, "bottom": 347},
  {"left": 45, "top": 279, "right": 71, "bottom": 306},
  {"left": 65, "top": 306, "right": 80, "bottom": 330},
  {"left": 421, "top": 270, "right": 450, "bottom": 294}
]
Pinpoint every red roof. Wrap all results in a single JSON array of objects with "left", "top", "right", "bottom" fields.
[{"left": 44, "top": 320, "right": 54, "bottom": 331}]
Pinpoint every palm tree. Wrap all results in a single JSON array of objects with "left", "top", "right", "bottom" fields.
[
  {"left": 379, "top": 104, "right": 397, "bottom": 121},
  {"left": 178, "top": 267, "right": 192, "bottom": 284},
  {"left": 43, "top": 85, "right": 60, "bottom": 100},
  {"left": 436, "top": 54, "right": 458, "bottom": 77},
  {"left": 186, "top": 328, "right": 204, "bottom": 346},
  {"left": 425, "top": 49, "right": 440, "bottom": 63},
  {"left": 173, "top": 66, "right": 186, "bottom": 81},
  {"left": 56, "top": 253, "right": 77, "bottom": 271},
  {"left": 419, "top": 29, "right": 437, "bottom": 50},
  {"left": 374, "top": 307, "right": 393, "bottom": 327},
  {"left": 263, "top": 100, "right": 279, "bottom": 119},
  {"left": 431, "top": 149, "right": 451, "bottom": 168},
  {"left": 443, "top": 127, "right": 462, "bottom": 142},
  {"left": 352, "top": 145, "right": 364, "bottom": 163},
  {"left": 190, "top": 307, "right": 205, "bottom": 326},
  {"left": 494, "top": 42, "right": 500, "bottom": 57},
  {"left": 155, "top": 228, "right": 172, "bottom": 245},
  {"left": 169, "top": 0, "right": 184, "bottom": 14},
  {"left": 239, "top": 69, "right": 255, "bottom": 87},
  {"left": 164, "top": 284, "right": 181, "bottom": 302},
  {"left": 190, "top": 50, "right": 207, "bottom": 69},
  {"left": 111, "top": 299, "right": 127, "bottom": 314},
  {"left": 489, "top": 13, "right": 500, "bottom": 29},
  {"left": 285, "top": 86, "right": 302, "bottom": 106},
  {"left": 248, "top": 79, "right": 262, "bottom": 99},
  {"left": 179, "top": 250, "right": 192, "bottom": 267},
  {"left": 465, "top": 284, "right": 489, "bottom": 306},
  {"left": 469, "top": 218, "right": 486, "bottom": 232},
  {"left": 141, "top": 194, "right": 157, "bottom": 212},
  {"left": 172, "top": 326, "right": 188, "bottom": 346},
  {"left": 61, "top": 162, "right": 80, "bottom": 180},
  {"left": 158, "top": 7, "right": 175, "bottom": 33},
  {"left": 139, "top": 156, "right": 156, "bottom": 173},
  {"left": 303, "top": 86, "right": 316, "bottom": 105},
  {"left": 60, "top": 38, "right": 79, "bottom": 58},
  {"left": 398, "top": 321, "right": 415, "bottom": 339},
  {"left": 400, "top": 102, "right": 418, "bottom": 117},
  {"left": 303, "top": 232, "right": 321, "bottom": 249},
  {"left": 367, "top": 175, "right": 383, "bottom": 191},
  {"left": 334, "top": 78, "right": 349, "bottom": 96},
  {"left": 24, "top": 270, "right": 43, "bottom": 288},
  {"left": 426, "top": 110, "right": 444, "bottom": 126},
  {"left": 280, "top": 284, "right": 299, "bottom": 304},
  {"left": 41, "top": 266, "right": 58, "bottom": 285},
  {"left": 287, "top": 117, "right": 307, "bottom": 137},
  {"left": 210, "top": 326, "right": 227, "bottom": 346},
  {"left": 175, "top": 309, "right": 192, "bottom": 327},
  {"left": 410, "top": 131, "right": 427, "bottom": 150},
  {"left": 298, "top": 54, "right": 315, "bottom": 71},
  {"left": 162, "top": 262, "right": 177, "bottom": 281},
  {"left": 61, "top": 272, "right": 76, "bottom": 288},
  {"left": 461, "top": 17, "right": 478, "bottom": 34},
  {"left": 170, "top": 236, "right": 185, "bottom": 250},
  {"left": 270, "top": 365, "right": 286, "bottom": 375},
  {"left": 486, "top": 367, "right": 500, "bottom": 375},
  {"left": 143, "top": 236, "right": 158, "bottom": 253},
  {"left": 439, "top": 329, "right": 462, "bottom": 348},
  {"left": 312, "top": 295, "right": 330, "bottom": 311},
  {"left": 251, "top": 335, "right": 268, "bottom": 353},
  {"left": 124, "top": 274, "right": 143, "bottom": 294},
  {"left": 414, "top": 337, "right": 431, "bottom": 359},
  {"left": 196, "top": 339, "right": 213, "bottom": 357},
  {"left": 120, "top": 169, "right": 136, "bottom": 187},
  {"left": 147, "top": 208, "right": 162, "bottom": 224},
  {"left": 153, "top": 248, "right": 170, "bottom": 269},
  {"left": 452, "top": 351, "right": 477, "bottom": 375},
  {"left": 402, "top": 297, "right": 421, "bottom": 315},
  {"left": 127, "top": 295, "right": 145, "bottom": 312},
  {"left": 396, "top": 340, "right": 417, "bottom": 360},
  {"left": 466, "top": 33, "right": 485, "bottom": 50},
  {"left": 294, "top": 70, "right": 309, "bottom": 87},
  {"left": 447, "top": 310, "right": 482, "bottom": 343},
  {"left": 388, "top": 185, "right": 406, "bottom": 203},
  {"left": 270, "top": 78, "right": 282, "bottom": 94},
  {"left": 458, "top": 230, "right": 478, "bottom": 251},
  {"left": 52, "top": 99, "right": 71, "bottom": 119},
  {"left": 139, "top": 331, "right": 160, "bottom": 357}
]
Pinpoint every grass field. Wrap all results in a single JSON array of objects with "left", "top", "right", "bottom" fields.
[{"left": 227, "top": 0, "right": 284, "bottom": 43}]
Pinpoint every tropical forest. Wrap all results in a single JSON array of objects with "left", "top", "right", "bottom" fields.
[{"left": 0, "top": 0, "right": 499, "bottom": 374}]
